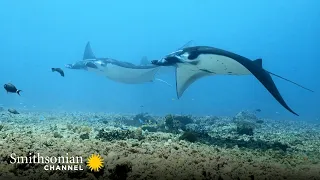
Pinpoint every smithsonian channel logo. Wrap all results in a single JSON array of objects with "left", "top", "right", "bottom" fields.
[{"left": 9, "top": 152, "right": 104, "bottom": 172}]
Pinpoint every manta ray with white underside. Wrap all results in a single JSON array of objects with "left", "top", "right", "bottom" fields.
[
  {"left": 66, "top": 42, "right": 171, "bottom": 85},
  {"left": 152, "top": 46, "right": 314, "bottom": 116}
]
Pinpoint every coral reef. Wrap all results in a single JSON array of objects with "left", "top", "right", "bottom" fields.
[{"left": 0, "top": 111, "right": 319, "bottom": 179}]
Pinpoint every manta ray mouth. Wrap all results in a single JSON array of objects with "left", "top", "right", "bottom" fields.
[{"left": 85, "top": 62, "right": 98, "bottom": 69}]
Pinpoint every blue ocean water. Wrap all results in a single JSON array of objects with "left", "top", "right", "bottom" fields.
[{"left": 0, "top": 0, "right": 319, "bottom": 121}]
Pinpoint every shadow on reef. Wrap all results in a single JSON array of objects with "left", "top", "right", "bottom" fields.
[
  {"left": 179, "top": 131, "right": 290, "bottom": 152},
  {"left": 96, "top": 111, "right": 291, "bottom": 152}
]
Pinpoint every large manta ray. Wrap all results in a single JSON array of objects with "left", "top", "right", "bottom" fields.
[
  {"left": 66, "top": 42, "right": 169, "bottom": 84},
  {"left": 151, "top": 46, "right": 314, "bottom": 116}
]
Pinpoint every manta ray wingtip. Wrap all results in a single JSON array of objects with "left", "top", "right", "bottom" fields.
[{"left": 288, "top": 109, "right": 299, "bottom": 116}]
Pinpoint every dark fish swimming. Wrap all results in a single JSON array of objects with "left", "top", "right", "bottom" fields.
[
  {"left": 8, "top": 108, "right": 19, "bottom": 114},
  {"left": 4, "top": 83, "right": 22, "bottom": 96},
  {"left": 52, "top": 68, "right": 64, "bottom": 77}
]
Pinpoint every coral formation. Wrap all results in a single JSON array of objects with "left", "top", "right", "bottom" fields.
[
  {"left": 233, "top": 111, "right": 261, "bottom": 135},
  {"left": 96, "top": 128, "right": 144, "bottom": 142},
  {"left": 164, "top": 114, "right": 194, "bottom": 133},
  {"left": 80, "top": 133, "right": 90, "bottom": 140},
  {"left": 179, "top": 131, "right": 198, "bottom": 142},
  {"left": 121, "top": 113, "right": 157, "bottom": 127},
  {"left": 53, "top": 132, "right": 63, "bottom": 138},
  {"left": 141, "top": 125, "right": 158, "bottom": 132},
  {"left": 108, "top": 162, "right": 132, "bottom": 180},
  {"left": 235, "top": 121, "right": 255, "bottom": 136}
]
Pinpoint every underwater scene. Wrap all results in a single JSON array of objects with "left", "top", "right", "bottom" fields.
[{"left": 0, "top": 1, "right": 319, "bottom": 180}]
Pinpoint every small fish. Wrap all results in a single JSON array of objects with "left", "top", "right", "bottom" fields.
[
  {"left": 8, "top": 108, "right": 19, "bottom": 114},
  {"left": 52, "top": 68, "right": 64, "bottom": 77},
  {"left": 4, "top": 83, "right": 22, "bottom": 96},
  {"left": 138, "top": 118, "right": 145, "bottom": 124},
  {"left": 255, "top": 109, "right": 262, "bottom": 112},
  {"left": 120, "top": 126, "right": 129, "bottom": 130},
  {"left": 256, "top": 119, "right": 264, "bottom": 124}
]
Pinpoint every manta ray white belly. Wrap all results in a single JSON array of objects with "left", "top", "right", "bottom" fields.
[
  {"left": 176, "top": 54, "right": 251, "bottom": 98},
  {"left": 88, "top": 63, "right": 160, "bottom": 84},
  {"left": 195, "top": 54, "right": 251, "bottom": 75}
]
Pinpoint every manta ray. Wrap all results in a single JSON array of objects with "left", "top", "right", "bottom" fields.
[
  {"left": 151, "top": 46, "right": 313, "bottom": 116},
  {"left": 66, "top": 42, "right": 171, "bottom": 85}
]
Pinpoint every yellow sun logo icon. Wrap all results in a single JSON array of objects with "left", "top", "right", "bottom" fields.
[{"left": 87, "top": 154, "right": 104, "bottom": 172}]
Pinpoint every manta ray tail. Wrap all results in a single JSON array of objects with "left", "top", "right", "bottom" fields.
[
  {"left": 155, "top": 78, "right": 172, "bottom": 87},
  {"left": 83, "top": 41, "right": 96, "bottom": 60},
  {"left": 249, "top": 59, "right": 299, "bottom": 115},
  {"left": 266, "top": 70, "right": 314, "bottom": 92},
  {"left": 253, "top": 59, "right": 313, "bottom": 92},
  {"left": 256, "top": 70, "right": 299, "bottom": 116}
]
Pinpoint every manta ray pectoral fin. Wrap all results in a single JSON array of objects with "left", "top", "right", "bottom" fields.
[
  {"left": 83, "top": 41, "right": 96, "bottom": 60},
  {"left": 175, "top": 63, "right": 211, "bottom": 98}
]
